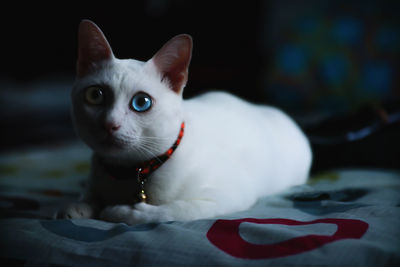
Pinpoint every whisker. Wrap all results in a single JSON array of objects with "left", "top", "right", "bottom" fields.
[
  {"left": 141, "top": 136, "right": 171, "bottom": 140},
  {"left": 137, "top": 143, "right": 164, "bottom": 164},
  {"left": 132, "top": 145, "right": 147, "bottom": 160},
  {"left": 139, "top": 142, "right": 160, "bottom": 155}
]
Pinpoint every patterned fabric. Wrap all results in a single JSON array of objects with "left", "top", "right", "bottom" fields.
[{"left": 0, "top": 143, "right": 400, "bottom": 266}]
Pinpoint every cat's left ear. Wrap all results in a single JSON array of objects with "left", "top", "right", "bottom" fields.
[{"left": 150, "top": 34, "right": 192, "bottom": 94}]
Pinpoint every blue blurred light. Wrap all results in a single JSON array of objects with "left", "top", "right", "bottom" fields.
[
  {"left": 277, "top": 45, "right": 308, "bottom": 76},
  {"left": 332, "top": 17, "right": 363, "bottom": 45},
  {"left": 320, "top": 56, "right": 349, "bottom": 85},
  {"left": 362, "top": 62, "right": 392, "bottom": 95}
]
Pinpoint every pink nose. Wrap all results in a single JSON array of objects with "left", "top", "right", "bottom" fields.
[{"left": 104, "top": 122, "right": 121, "bottom": 133}]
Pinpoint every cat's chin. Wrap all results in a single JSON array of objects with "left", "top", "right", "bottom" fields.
[
  {"left": 89, "top": 135, "right": 131, "bottom": 155},
  {"left": 91, "top": 137, "right": 146, "bottom": 163},
  {"left": 94, "top": 146, "right": 137, "bottom": 163},
  {"left": 101, "top": 135, "right": 127, "bottom": 149},
  {"left": 94, "top": 148, "right": 148, "bottom": 166}
]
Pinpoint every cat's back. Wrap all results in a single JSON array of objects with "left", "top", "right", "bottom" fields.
[
  {"left": 183, "top": 91, "right": 291, "bottom": 126},
  {"left": 183, "top": 90, "right": 309, "bottom": 151},
  {"left": 184, "top": 91, "right": 269, "bottom": 115}
]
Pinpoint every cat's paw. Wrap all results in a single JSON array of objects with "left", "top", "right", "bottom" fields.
[
  {"left": 56, "top": 202, "right": 94, "bottom": 219},
  {"left": 133, "top": 202, "right": 173, "bottom": 223},
  {"left": 99, "top": 205, "right": 134, "bottom": 224},
  {"left": 100, "top": 203, "right": 171, "bottom": 225}
]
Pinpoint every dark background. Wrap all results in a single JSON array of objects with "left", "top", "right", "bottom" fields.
[
  {"left": 0, "top": 1, "right": 399, "bottom": 171},
  {"left": 0, "top": 1, "right": 264, "bottom": 100}
]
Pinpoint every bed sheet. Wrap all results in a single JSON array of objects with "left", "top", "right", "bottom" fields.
[{"left": 0, "top": 143, "right": 399, "bottom": 266}]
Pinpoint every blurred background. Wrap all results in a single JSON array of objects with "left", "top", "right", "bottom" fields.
[{"left": 0, "top": 0, "right": 399, "bottom": 171}]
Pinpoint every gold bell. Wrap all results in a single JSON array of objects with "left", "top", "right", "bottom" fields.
[{"left": 139, "top": 190, "right": 147, "bottom": 203}]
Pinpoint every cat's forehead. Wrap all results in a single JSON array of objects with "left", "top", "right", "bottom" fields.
[
  {"left": 101, "top": 58, "right": 146, "bottom": 85},
  {"left": 74, "top": 58, "right": 151, "bottom": 93}
]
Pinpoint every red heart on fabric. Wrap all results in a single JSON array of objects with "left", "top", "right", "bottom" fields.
[{"left": 206, "top": 218, "right": 368, "bottom": 259}]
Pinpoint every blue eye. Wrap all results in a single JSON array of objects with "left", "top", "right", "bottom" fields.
[{"left": 131, "top": 92, "right": 152, "bottom": 112}]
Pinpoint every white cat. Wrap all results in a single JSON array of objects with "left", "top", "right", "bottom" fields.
[{"left": 57, "top": 20, "right": 312, "bottom": 224}]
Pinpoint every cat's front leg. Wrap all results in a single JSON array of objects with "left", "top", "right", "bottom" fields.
[
  {"left": 100, "top": 200, "right": 218, "bottom": 225},
  {"left": 56, "top": 202, "right": 97, "bottom": 219},
  {"left": 55, "top": 188, "right": 99, "bottom": 219},
  {"left": 99, "top": 203, "right": 173, "bottom": 225}
]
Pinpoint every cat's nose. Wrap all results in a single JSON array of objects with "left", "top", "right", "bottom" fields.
[{"left": 104, "top": 122, "right": 121, "bottom": 133}]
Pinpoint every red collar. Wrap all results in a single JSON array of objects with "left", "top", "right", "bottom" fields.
[
  {"left": 100, "top": 122, "right": 185, "bottom": 181},
  {"left": 135, "top": 121, "right": 185, "bottom": 178}
]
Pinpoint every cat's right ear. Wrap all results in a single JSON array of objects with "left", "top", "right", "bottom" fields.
[
  {"left": 149, "top": 34, "right": 193, "bottom": 94},
  {"left": 77, "top": 20, "right": 114, "bottom": 77}
]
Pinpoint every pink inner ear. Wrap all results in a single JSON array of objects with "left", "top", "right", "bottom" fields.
[
  {"left": 153, "top": 34, "right": 193, "bottom": 93},
  {"left": 77, "top": 20, "right": 113, "bottom": 77}
]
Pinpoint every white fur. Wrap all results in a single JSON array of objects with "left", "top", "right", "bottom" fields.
[{"left": 57, "top": 23, "right": 312, "bottom": 224}]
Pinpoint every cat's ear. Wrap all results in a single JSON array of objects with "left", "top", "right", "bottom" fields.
[
  {"left": 77, "top": 20, "right": 114, "bottom": 77},
  {"left": 150, "top": 34, "right": 192, "bottom": 94}
]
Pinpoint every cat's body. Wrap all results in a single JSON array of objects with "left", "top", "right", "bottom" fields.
[{"left": 57, "top": 20, "right": 312, "bottom": 224}]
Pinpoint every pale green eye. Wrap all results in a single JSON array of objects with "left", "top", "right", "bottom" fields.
[{"left": 85, "top": 86, "right": 104, "bottom": 105}]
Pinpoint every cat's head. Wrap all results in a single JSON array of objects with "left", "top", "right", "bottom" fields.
[{"left": 71, "top": 20, "right": 192, "bottom": 162}]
